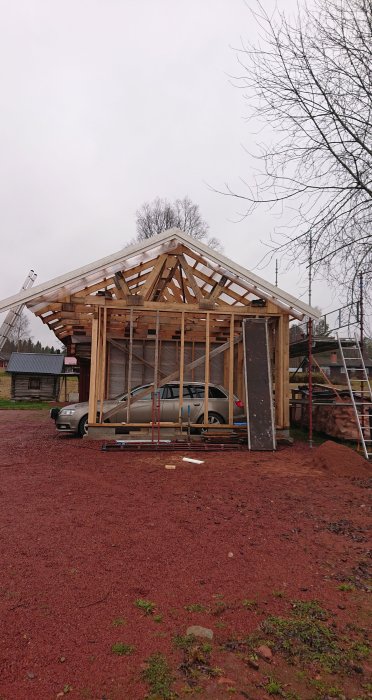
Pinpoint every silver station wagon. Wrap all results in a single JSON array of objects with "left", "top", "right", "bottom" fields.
[{"left": 53, "top": 382, "right": 244, "bottom": 436}]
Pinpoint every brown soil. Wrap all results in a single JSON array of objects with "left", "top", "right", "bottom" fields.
[
  {"left": 0, "top": 411, "right": 370, "bottom": 700},
  {"left": 312, "top": 440, "right": 371, "bottom": 476}
]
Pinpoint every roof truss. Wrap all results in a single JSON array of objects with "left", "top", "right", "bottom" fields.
[{"left": 0, "top": 229, "right": 321, "bottom": 342}]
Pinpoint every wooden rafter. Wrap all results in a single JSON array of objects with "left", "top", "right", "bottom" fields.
[
  {"left": 139, "top": 254, "right": 168, "bottom": 301},
  {"left": 113, "top": 271, "right": 131, "bottom": 298},
  {"left": 178, "top": 254, "right": 203, "bottom": 302}
]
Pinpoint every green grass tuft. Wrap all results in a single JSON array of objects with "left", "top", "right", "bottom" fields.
[
  {"left": 111, "top": 642, "right": 134, "bottom": 656},
  {"left": 142, "top": 652, "right": 176, "bottom": 699},
  {"left": 135, "top": 598, "right": 156, "bottom": 615}
]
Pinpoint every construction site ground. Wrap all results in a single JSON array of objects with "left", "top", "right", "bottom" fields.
[{"left": 0, "top": 410, "right": 371, "bottom": 700}]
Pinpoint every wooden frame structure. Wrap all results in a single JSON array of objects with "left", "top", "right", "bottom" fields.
[{"left": 0, "top": 229, "right": 320, "bottom": 437}]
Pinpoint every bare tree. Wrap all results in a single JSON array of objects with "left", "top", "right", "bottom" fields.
[
  {"left": 136, "top": 196, "right": 221, "bottom": 250},
  {"left": 225, "top": 0, "right": 371, "bottom": 300},
  {"left": 8, "top": 311, "right": 32, "bottom": 351}
]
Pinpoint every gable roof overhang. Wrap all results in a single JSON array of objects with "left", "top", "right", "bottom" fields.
[{"left": 0, "top": 229, "right": 320, "bottom": 341}]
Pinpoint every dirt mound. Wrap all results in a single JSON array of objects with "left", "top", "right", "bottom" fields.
[{"left": 313, "top": 440, "right": 371, "bottom": 476}]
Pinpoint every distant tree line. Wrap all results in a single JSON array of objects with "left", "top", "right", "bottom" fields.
[{"left": 2, "top": 338, "right": 64, "bottom": 355}]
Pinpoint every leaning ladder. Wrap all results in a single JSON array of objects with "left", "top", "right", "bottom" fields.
[
  {"left": 0, "top": 270, "right": 37, "bottom": 352},
  {"left": 338, "top": 333, "right": 372, "bottom": 460}
]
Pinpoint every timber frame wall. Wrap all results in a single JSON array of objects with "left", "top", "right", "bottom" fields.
[{"left": 85, "top": 303, "right": 289, "bottom": 432}]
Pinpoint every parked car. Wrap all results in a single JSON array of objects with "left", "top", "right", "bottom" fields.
[{"left": 52, "top": 382, "right": 245, "bottom": 437}]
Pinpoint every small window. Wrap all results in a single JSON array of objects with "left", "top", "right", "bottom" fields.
[
  {"left": 28, "top": 377, "right": 41, "bottom": 390},
  {"left": 209, "top": 386, "right": 226, "bottom": 399}
]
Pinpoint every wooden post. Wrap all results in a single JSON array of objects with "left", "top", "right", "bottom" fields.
[
  {"left": 154, "top": 310, "right": 160, "bottom": 390},
  {"left": 275, "top": 316, "right": 284, "bottom": 428},
  {"left": 99, "top": 307, "right": 107, "bottom": 422},
  {"left": 282, "top": 315, "right": 290, "bottom": 429},
  {"left": 237, "top": 338, "right": 244, "bottom": 402},
  {"left": 126, "top": 308, "right": 134, "bottom": 423},
  {"left": 204, "top": 312, "right": 210, "bottom": 424},
  {"left": 228, "top": 314, "right": 234, "bottom": 425},
  {"left": 106, "top": 339, "right": 111, "bottom": 398},
  {"left": 179, "top": 311, "right": 185, "bottom": 423},
  {"left": 88, "top": 311, "right": 99, "bottom": 425}
]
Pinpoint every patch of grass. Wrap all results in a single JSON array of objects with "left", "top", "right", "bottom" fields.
[
  {"left": 135, "top": 598, "right": 156, "bottom": 615},
  {"left": 142, "top": 652, "right": 175, "bottom": 699},
  {"left": 111, "top": 642, "right": 134, "bottom": 656},
  {"left": 337, "top": 583, "right": 355, "bottom": 591},
  {"left": 112, "top": 617, "right": 126, "bottom": 627},
  {"left": 291, "top": 600, "right": 328, "bottom": 620},
  {"left": 272, "top": 590, "right": 285, "bottom": 598},
  {"left": 242, "top": 599, "right": 258, "bottom": 609},
  {"left": 174, "top": 634, "right": 216, "bottom": 680},
  {"left": 211, "top": 597, "right": 227, "bottom": 615},
  {"left": 349, "top": 641, "right": 370, "bottom": 659},
  {"left": 0, "top": 399, "right": 52, "bottom": 410},
  {"left": 180, "top": 686, "right": 203, "bottom": 695},
  {"left": 184, "top": 603, "right": 207, "bottom": 613},
  {"left": 153, "top": 614, "right": 163, "bottom": 623},
  {"left": 309, "top": 679, "right": 344, "bottom": 699},
  {"left": 174, "top": 634, "right": 196, "bottom": 651},
  {"left": 265, "top": 677, "right": 283, "bottom": 695},
  {"left": 259, "top": 614, "right": 341, "bottom": 671}
]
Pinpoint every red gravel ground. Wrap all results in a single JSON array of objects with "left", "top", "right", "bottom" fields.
[{"left": 0, "top": 410, "right": 370, "bottom": 700}]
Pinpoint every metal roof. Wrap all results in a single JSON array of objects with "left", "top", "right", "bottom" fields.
[
  {"left": 7, "top": 352, "right": 65, "bottom": 375},
  {"left": 0, "top": 229, "right": 321, "bottom": 321}
]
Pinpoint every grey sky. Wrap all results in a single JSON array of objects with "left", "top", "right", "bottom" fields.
[{"left": 0, "top": 0, "right": 335, "bottom": 346}]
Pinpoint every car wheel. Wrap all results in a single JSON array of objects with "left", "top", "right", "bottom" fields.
[
  {"left": 197, "top": 412, "right": 225, "bottom": 427},
  {"left": 78, "top": 414, "right": 88, "bottom": 438}
]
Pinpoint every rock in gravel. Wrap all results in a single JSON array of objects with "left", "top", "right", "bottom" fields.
[
  {"left": 186, "top": 625, "right": 213, "bottom": 640},
  {"left": 256, "top": 644, "right": 273, "bottom": 662}
]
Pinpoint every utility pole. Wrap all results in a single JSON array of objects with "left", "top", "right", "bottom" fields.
[
  {"left": 359, "top": 271, "right": 364, "bottom": 355},
  {"left": 308, "top": 233, "right": 313, "bottom": 449}
]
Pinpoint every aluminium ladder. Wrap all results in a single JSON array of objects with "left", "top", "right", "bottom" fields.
[
  {"left": 338, "top": 333, "right": 372, "bottom": 460},
  {"left": 0, "top": 270, "right": 37, "bottom": 352}
]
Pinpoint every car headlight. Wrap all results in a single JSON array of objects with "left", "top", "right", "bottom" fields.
[{"left": 59, "top": 409, "right": 76, "bottom": 416}]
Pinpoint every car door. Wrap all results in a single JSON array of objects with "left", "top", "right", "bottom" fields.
[
  {"left": 188, "top": 385, "right": 205, "bottom": 422},
  {"left": 128, "top": 385, "right": 156, "bottom": 423},
  {"left": 161, "top": 384, "right": 195, "bottom": 423},
  {"left": 112, "top": 385, "right": 153, "bottom": 423}
]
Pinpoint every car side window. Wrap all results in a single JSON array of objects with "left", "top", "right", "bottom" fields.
[
  {"left": 209, "top": 387, "right": 226, "bottom": 398},
  {"left": 163, "top": 385, "right": 193, "bottom": 399},
  {"left": 130, "top": 386, "right": 159, "bottom": 401},
  {"left": 190, "top": 385, "right": 205, "bottom": 398}
]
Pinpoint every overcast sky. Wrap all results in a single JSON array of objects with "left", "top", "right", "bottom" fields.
[{"left": 0, "top": 0, "right": 337, "bottom": 347}]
